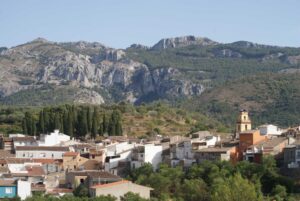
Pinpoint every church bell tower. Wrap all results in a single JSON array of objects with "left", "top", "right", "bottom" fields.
[{"left": 235, "top": 109, "right": 252, "bottom": 138}]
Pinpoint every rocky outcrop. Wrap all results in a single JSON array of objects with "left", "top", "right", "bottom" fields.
[
  {"left": 285, "top": 55, "right": 300, "bottom": 65},
  {"left": 214, "top": 49, "right": 242, "bottom": 58},
  {"left": 151, "top": 35, "right": 218, "bottom": 50},
  {"left": 128, "top": 44, "right": 149, "bottom": 50},
  {"left": 0, "top": 39, "right": 204, "bottom": 104}
]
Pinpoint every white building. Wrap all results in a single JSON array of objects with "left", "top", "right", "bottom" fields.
[
  {"left": 104, "top": 149, "right": 132, "bottom": 175},
  {"left": 17, "top": 180, "right": 31, "bottom": 200},
  {"left": 106, "top": 142, "right": 135, "bottom": 157},
  {"left": 131, "top": 144, "right": 163, "bottom": 170},
  {"left": 15, "top": 146, "right": 69, "bottom": 159},
  {"left": 170, "top": 134, "right": 220, "bottom": 168},
  {"left": 170, "top": 140, "right": 195, "bottom": 168},
  {"left": 38, "top": 130, "right": 70, "bottom": 146},
  {"left": 12, "top": 137, "right": 38, "bottom": 149},
  {"left": 104, "top": 142, "right": 135, "bottom": 175},
  {"left": 258, "top": 124, "right": 283, "bottom": 136}
]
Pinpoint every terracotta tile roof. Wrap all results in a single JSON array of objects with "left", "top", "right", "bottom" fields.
[
  {"left": 250, "top": 137, "right": 288, "bottom": 149},
  {"left": 240, "top": 130, "right": 260, "bottom": 134},
  {"left": 0, "top": 179, "right": 16, "bottom": 186},
  {"left": 195, "top": 146, "right": 234, "bottom": 153},
  {"left": 72, "top": 143, "right": 94, "bottom": 149},
  {"left": 5, "top": 158, "right": 62, "bottom": 164},
  {"left": 0, "top": 159, "right": 7, "bottom": 164},
  {"left": 16, "top": 146, "right": 69, "bottom": 151},
  {"left": 63, "top": 152, "right": 79, "bottom": 157},
  {"left": 0, "top": 166, "right": 9, "bottom": 173},
  {"left": 49, "top": 188, "right": 73, "bottom": 194},
  {"left": 12, "top": 136, "right": 36, "bottom": 142},
  {"left": 33, "top": 158, "right": 61, "bottom": 164},
  {"left": 5, "top": 158, "right": 30, "bottom": 164},
  {"left": 25, "top": 165, "right": 45, "bottom": 176},
  {"left": 90, "top": 180, "right": 153, "bottom": 190},
  {"left": 68, "top": 170, "right": 121, "bottom": 179},
  {"left": 2, "top": 137, "right": 13, "bottom": 142},
  {"left": 31, "top": 183, "right": 46, "bottom": 191},
  {"left": 0, "top": 150, "right": 15, "bottom": 158},
  {"left": 91, "top": 180, "right": 129, "bottom": 189}
]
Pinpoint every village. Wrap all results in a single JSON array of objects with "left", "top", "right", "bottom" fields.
[{"left": 0, "top": 109, "right": 300, "bottom": 200}]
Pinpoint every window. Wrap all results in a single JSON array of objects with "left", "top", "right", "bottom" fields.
[
  {"left": 5, "top": 187, "right": 12, "bottom": 194},
  {"left": 52, "top": 154, "right": 54, "bottom": 158},
  {"left": 245, "top": 125, "right": 248, "bottom": 130}
]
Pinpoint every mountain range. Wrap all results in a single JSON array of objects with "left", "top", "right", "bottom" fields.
[{"left": 1, "top": 35, "right": 300, "bottom": 127}]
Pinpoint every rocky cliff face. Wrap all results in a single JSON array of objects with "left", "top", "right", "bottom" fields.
[
  {"left": 151, "top": 36, "right": 218, "bottom": 50},
  {"left": 0, "top": 38, "right": 204, "bottom": 105}
]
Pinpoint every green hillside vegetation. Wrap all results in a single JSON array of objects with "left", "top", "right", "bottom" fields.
[
  {"left": 0, "top": 85, "right": 78, "bottom": 106},
  {"left": 0, "top": 103, "right": 228, "bottom": 136},
  {"left": 182, "top": 72, "right": 300, "bottom": 129},
  {"left": 126, "top": 43, "right": 300, "bottom": 85}
]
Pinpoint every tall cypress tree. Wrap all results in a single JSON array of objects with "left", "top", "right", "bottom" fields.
[
  {"left": 22, "top": 119, "right": 28, "bottom": 135},
  {"left": 87, "top": 106, "right": 92, "bottom": 133},
  {"left": 78, "top": 109, "right": 88, "bottom": 137},
  {"left": 38, "top": 111, "right": 45, "bottom": 133},
  {"left": 54, "top": 113, "right": 61, "bottom": 130},
  {"left": 43, "top": 109, "right": 50, "bottom": 133},
  {"left": 63, "top": 111, "right": 68, "bottom": 134},
  {"left": 108, "top": 110, "right": 122, "bottom": 136},
  {"left": 102, "top": 113, "right": 108, "bottom": 134},
  {"left": 24, "top": 112, "right": 33, "bottom": 135},
  {"left": 67, "top": 111, "right": 74, "bottom": 137},
  {"left": 91, "top": 108, "right": 99, "bottom": 138}
]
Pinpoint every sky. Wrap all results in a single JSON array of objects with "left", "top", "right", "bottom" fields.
[{"left": 1, "top": 0, "right": 300, "bottom": 48}]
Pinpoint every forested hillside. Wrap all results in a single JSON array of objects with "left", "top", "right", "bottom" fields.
[
  {"left": 0, "top": 103, "right": 227, "bottom": 136},
  {"left": 182, "top": 73, "right": 300, "bottom": 129},
  {"left": 1, "top": 36, "right": 300, "bottom": 129}
]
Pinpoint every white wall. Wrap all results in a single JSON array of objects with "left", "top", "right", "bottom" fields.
[
  {"left": 14, "top": 141, "right": 38, "bottom": 148},
  {"left": 106, "top": 142, "right": 135, "bottom": 157},
  {"left": 17, "top": 180, "right": 31, "bottom": 200},
  {"left": 8, "top": 163, "right": 42, "bottom": 174},
  {"left": 38, "top": 130, "right": 70, "bottom": 146},
  {"left": 105, "top": 150, "right": 132, "bottom": 172},
  {"left": 173, "top": 141, "right": 193, "bottom": 160},
  {"left": 259, "top": 124, "right": 282, "bottom": 136},
  {"left": 16, "top": 150, "right": 66, "bottom": 159},
  {"left": 144, "top": 144, "right": 162, "bottom": 170}
]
